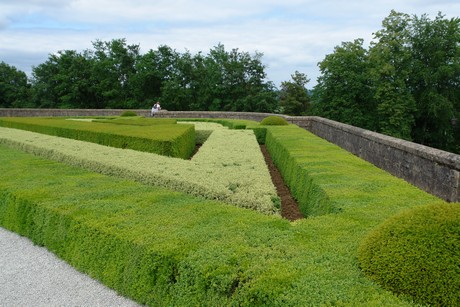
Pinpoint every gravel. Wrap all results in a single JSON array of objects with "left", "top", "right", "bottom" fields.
[{"left": 0, "top": 227, "right": 141, "bottom": 307}]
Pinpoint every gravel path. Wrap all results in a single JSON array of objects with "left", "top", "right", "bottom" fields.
[{"left": 0, "top": 227, "right": 140, "bottom": 307}]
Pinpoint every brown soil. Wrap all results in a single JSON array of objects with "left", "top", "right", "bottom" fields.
[{"left": 260, "top": 145, "right": 303, "bottom": 221}]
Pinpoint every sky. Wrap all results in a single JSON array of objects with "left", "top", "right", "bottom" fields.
[{"left": 1, "top": 0, "right": 460, "bottom": 88}]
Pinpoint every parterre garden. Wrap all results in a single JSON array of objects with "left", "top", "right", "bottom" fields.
[{"left": 0, "top": 115, "right": 458, "bottom": 306}]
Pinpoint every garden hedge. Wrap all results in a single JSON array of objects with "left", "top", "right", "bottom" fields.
[
  {"left": 358, "top": 202, "right": 460, "bottom": 306},
  {"left": 260, "top": 115, "right": 289, "bottom": 126},
  {"left": 0, "top": 117, "right": 195, "bottom": 159},
  {"left": 0, "top": 118, "right": 453, "bottom": 306}
]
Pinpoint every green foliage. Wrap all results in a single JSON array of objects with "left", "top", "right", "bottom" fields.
[
  {"left": 312, "top": 39, "right": 376, "bottom": 131},
  {"left": 0, "top": 139, "right": 444, "bottom": 306},
  {"left": 279, "top": 71, "right": 311, "bottom": 115},
  {"left": 312, "top": 10, "right": 460, "bottom": 153},
  {"left": 0, "top": 62, "right": 31, "bottom": 108},
  {"left": 260, "top": 116, "right": 289, "bottom": 126},
  {"left": 120, "top": 110, "right": 138, "bottom": 117},
  {"left": 369, "top": 11, "right": 416, "bottom": 140},
  {"left": 0, "top": 117, "right": 195, "bottom": 159},
  {"left": 358, "top": 203, "right": 460, "bottom": 306},
  {"left": 0, "top": 121, "right": 278, "bottom": 214},
  {"left": 21, "top": 40, "right": 278, "bottom": 112},
  {"left": 409, "top": 13, "right": 460, "bottom": 152}
]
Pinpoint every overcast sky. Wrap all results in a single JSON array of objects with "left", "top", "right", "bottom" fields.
[{"left": 1, "top": 0, "right": 459, "bottom": 88}]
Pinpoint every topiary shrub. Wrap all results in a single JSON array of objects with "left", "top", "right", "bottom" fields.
[
  {"left": 260, "top": 116, "right": 288, "bottom": 126},
  {"left": 357, "top": 203, "right": 460, "bottom": 306},
  {"left": 120, "top": 110, "right": 138, "bottom": 117}
]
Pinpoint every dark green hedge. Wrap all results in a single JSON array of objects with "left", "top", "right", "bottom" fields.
[
  {"left": 0, "top": 117, "right": 194, "bottom": 159},
  {"left": 358, "top": 203, "right": 460, "bottom": 306}
]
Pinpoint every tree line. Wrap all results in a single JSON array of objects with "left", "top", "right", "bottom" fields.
[
  {"left": 312, "top": 11, "right": 460, "bottom": 153},
  {"left": 0, "top": 11, "right": 459, "bottom": 153},
  {"left": 1, "top": 41, "right": 279, "bottom": 112}
]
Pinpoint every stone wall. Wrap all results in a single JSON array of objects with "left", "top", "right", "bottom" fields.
[
  {"left": 1, "top": 108, "right": 458, "bottom": 202},
  {"left": 295, "top": 116, "right": 460, "bottom": 202}
]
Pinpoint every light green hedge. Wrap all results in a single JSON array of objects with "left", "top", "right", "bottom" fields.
[
  {"left": 0, "top": 117, "right": 195, "bottom": 159},
  {"left": 0, "top": 123, "right": 279, "bottom": 214},
  {"left": 177, "top": 118, "right": 268, "bottom": 144},
  {"left": 358, "top": 203, "right": 460, "bottom": 306}
]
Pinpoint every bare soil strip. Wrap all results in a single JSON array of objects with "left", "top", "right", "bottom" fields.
[{"left": 260, "top": 145, "right": 303, "bottom": 221}]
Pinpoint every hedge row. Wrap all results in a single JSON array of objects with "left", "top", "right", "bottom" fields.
[
  {"left": 264, "top": 125, "right": 337, "bottom": 216},
  {"left": 263, "top": 124, "right": 459, "bottom": 305},
  {"left": 176, "top": 118, "right": 268, "bottom": 144},
  {"left": 0, "top": 143, "right": 425, "bottom": 306},
  {"left": 0, "top": 123, "right": 279, "bottom": 214},
  {"left": 0, "top": 119, "right": 453, "bottom": 306},
  {"left": 264, "top": 125, "right": 442, "bottom": 217},
  {"left": 0, "top": 117, "right": 195, "bottom": 159}
]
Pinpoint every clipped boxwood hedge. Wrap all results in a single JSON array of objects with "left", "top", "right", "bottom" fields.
[
  {"left": 358, "top": 203, "right": 460, "bottom": 306},
  {"left": 260, "top": 115, "right": 289, "bottom": 126},
  {"left": 0, "top": 117, "right": 195, "bottom": 159},
  {"left": 120, "top": 110, "right": 138, "bottom": 117},
  {"left": 1, "top": 143, "right": 428, "bottom": 306},
  {"left": 0, "top": 118, "right": 453, "bottom": 306}
]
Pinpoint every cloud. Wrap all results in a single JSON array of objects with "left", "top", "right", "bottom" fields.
[{"left": 0, "top": 0, "right": 459, "bottom": 87}]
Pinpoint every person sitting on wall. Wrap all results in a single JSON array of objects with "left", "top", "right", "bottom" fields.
[{"left": 151, "top": 102, "right": 161, "bottom": 117}]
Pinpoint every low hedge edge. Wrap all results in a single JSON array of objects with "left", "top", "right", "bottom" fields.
[{"left": 264, "top": 126, "right": 334, "bottom": 216}]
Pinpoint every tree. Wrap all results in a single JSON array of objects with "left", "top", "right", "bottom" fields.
[
  {"left": 279, "top": 71, "right": 310, "bottom": 115},
  {"left": 31, "top": 50, "right": 98, "bottom": 108},
  {"left": 11, "top": 39, "right": 278, "bottom": 113},
  {"left": 160, "top": 44, "right": 277, "bottom": 112},
  {"left": 312, "top": 39, "right": 376, "bottom": 130},
  {"left": 0, "top": 62, "right": 31, "bottom": 108},
  {"left": 409, "top": 13, "right": 460, "bottom": 151},
  {"left": 160, "top": 49, "right": 195, "bottom": 111},
  {"left": 89, "top": 39, "right": 140, "bottom": 108},
  {"left": 369, "top": 10, "right": 416, "bottom": 140}
]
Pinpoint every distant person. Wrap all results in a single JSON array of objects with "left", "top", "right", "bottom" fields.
[{"left": 151, "top": 102, "right": 161, "bottom": 117}]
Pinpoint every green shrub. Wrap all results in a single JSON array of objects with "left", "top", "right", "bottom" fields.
[
  {"left": 248, "top": 127, "right": 267, "bottom": 144},
  {"left": 0, "top": 117, "right": 195, "bottom": 159},
  {"left": 0, "top": 119, "right": 449, "bottom": 306},
  {"left": 358, "top": 203, "right": 460, "bottom": 306},
  {"left": 120, "top": 110, "right": 138, "bottom": 117},
  {"left": 94, "top": 118, "right": 177, "bottom": 125},
  {"left": 0, "top": 123, "right": 278, "bottom": 214},
  {"left": 1, "top": 143, "right": 421, "bottom": 306},
  {"left": 260, "top": 116, "right": 288, "bottom": 126}
]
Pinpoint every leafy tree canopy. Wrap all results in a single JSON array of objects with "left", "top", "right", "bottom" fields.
[{"left": 312, "top": 10, "right": 460, "bottom": 153}]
